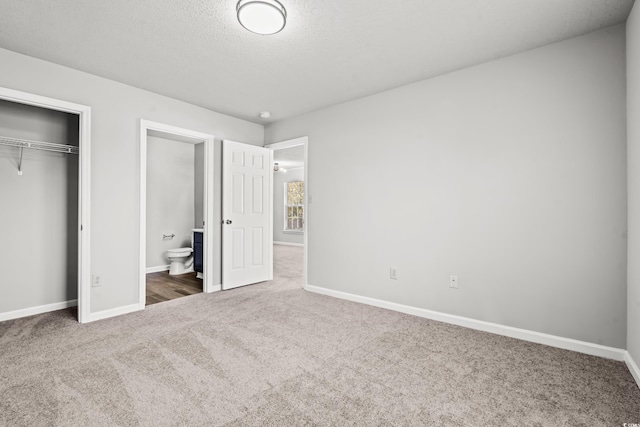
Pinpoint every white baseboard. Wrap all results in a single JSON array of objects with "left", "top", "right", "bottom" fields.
[
  {"left": 274, "top": 241, "right": 304, "bottom": 247},
  {"left": 83, "top": 303, "right": 142, "bottom": 323},
  {"left": 0, "top": 299, "right": 78, "bottom": 322},
  {"left": 146, "top": 265, "right": 170, "bottom": 273},
  {"left": 626, "top": 351, "right": 640, "bottom": 389},
  {"left": 305, "top": 284, "right": 626, "bottom": 362}
]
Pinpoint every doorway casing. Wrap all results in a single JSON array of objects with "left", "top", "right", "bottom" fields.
[
  {"left": 265, "top": 136, "right": 309, "bottom": 288},
  {"left": 139, "top": 120, "right": 216, "bottom": 307},
  {"left": 0, "top": 86, "right": 92, "bottom": 323}
]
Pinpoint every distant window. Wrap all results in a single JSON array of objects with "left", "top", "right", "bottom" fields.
[{"left": 285, "top": 181, "right": 304, "bottom": 231}]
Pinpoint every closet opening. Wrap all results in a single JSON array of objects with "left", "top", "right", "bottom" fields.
[{"left": 0, "top": 87, "right": 91, "bottom": 323}]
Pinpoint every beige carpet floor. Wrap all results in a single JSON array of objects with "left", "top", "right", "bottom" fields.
[{"left": 1, "top": 245, "right": 639, "bottom": 426}]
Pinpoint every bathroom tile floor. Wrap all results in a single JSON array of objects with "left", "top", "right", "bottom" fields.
[{"left": 146, "top": 271, "right": 202, "bottom": 305}]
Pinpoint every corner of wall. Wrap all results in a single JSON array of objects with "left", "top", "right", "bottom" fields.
[{"left": 627, "top": 0, "right": 640, "bottom": 370}]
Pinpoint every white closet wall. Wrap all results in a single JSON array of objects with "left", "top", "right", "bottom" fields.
[{"left": 0, "top": 99, "right": 79, "bottom": 314}]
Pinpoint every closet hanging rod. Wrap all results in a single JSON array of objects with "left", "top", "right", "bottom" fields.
[{"left": 0, "top": 135, "right": 79, "bottom": 155}]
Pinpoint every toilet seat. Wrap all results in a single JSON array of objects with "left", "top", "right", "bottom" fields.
[{"left": 167, "top": 247, "right": 193, "bottom": 257}]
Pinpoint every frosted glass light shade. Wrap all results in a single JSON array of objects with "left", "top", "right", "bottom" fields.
[{"left": 237, "top": 0, "right": 286, "bottom": 35}]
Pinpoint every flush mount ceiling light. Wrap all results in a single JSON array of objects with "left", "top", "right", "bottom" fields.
[{"left": 237, "top": 0, "right": 287, "bottom": 35}]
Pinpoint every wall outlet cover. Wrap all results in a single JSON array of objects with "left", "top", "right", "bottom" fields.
[
  {"left": 449, "top": 275, "right": 458, "bottom": 289},
  {"left": 92, "top": 275, "right": 101, "bottom": 287}
]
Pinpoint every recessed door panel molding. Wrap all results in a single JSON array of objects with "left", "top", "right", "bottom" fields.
[
  {"left": 252, "top": 154, "right": 264, "bottom": 169},
  {"left": 253, "top": 175, "right": 263, "bottom": 214},
  {"left": 232, "top": 228, "right": 244, "bottom": 270},
  {"left": 232, "top": 150, "right": 245, "bottom": 166},
  {"left": 222, "top": 140, "right": 272, "bottom": 289},
  {"left": 252, "top": 227, "right": 263, "bottom": 267},
  {"left": 232, "top": 173, "right": 245, "bottom": 214}
]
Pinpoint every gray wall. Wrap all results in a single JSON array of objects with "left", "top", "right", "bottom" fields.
[
  {"left": 628, "top": 3, "right": 640, "bottom": 365},
  {"left": 146, "top": 135, "right": 195, "bottom": 269},
  {"left": 266, "top": 26, "right": 627, "bottom": 348},
  {"left": 273, "top": 167, "right": 304, "bottom": 245},
  {"left": 0, "top": 47, "right": 263, "bottom": 314},
  {"left": 194, "top": 142, "right": 204, "bottom": 229},
  {"left": 0, "top": 100, "right": 79, "bottom": 312}
]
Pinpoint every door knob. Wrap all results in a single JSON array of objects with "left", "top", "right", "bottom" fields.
[{"left": 225, "top": 220, "right": 232, "bottom": 224}]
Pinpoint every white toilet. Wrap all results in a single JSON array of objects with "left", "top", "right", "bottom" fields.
[{"left": 166, "top": 247, "right": 193, "bottom": 275}]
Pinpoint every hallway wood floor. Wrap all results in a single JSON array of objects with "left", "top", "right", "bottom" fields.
[{"left": 145, "top": 271, "right": 202, "bottom": 305}]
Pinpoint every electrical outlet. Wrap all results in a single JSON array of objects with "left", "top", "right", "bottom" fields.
[
  {"left": 449, "top": 275, "right": 458, "bottom": 289},
  {"left": 92, "top": 275, "right": 102, "bottom": 287},
  {"left": 390, "top": 268, "right": 398, "bottom": 280}
]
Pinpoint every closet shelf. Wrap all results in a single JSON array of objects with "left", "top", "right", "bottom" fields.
[{"left": 0, "top": 135, "right": 79, "bottom": 154}]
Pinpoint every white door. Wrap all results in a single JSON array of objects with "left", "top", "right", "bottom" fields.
[{"left": 222, "top": 140, "right": 273, "bottom": 289}]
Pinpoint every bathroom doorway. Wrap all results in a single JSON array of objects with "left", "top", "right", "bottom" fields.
[{"left": 139, "top": 120, "right": 215, "bottom": 308}]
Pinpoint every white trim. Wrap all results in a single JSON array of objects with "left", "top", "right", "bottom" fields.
[
  {"left": 266, "top": 136, "right": 309, "bottom": 287},
  {"left": 274, "top": 241, "right": 304, "bottom": 247},
  {"left": 139, "top": 122, "right": 147, "bottom": 308},
  {"left": 0, "top": 86, "right": 91, "bottom": 324},
  {"left": 146, "top": 265, "right": 170, "bottom": 273},
  {"left": 139, "top": 120, "right": 216, "bottom": 314},
  {"left": 626, "top": 351, "right": 640, "bottom": 389},
  {"left": 266, "top": 137, "right": 308, "bottom": 151},
  {"left": 0, "top": 300, "right": 78, "bottom": 322},
  {"left": 78, "top": 99, "right": 91, "bottom": 325},
  {"left": 269, "top": 149, "right": 274, "bottom": 280},
  {"left": 204, "top": 134, "right": 216, "bottom": 290},
  {"left": 83, "top": 303, "right": 142, "bottom": 323},
  {"left": 305, "top": 284, "right": 626, "bottom": 361}
]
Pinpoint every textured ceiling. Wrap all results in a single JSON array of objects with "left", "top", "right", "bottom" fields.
[{"left": 0, "top": 0, "right": 634, "bottom": 124}]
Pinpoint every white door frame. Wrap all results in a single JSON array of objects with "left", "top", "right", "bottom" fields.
[
  {"left": 139, "top": 120, "right": 215, "bottom": 307},
  {"left": 0, "top": 86, "right": 92, "bottom": 323},
  {"left": 265, "top": 136, "right": 309, "bottom": 288}
]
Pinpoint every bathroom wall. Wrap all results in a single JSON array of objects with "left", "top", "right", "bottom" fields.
[
  {"left": 273, "top": 167, "right": 304, "bottom": 245},
  {"left": 0, "top": 99, "right": 79, "bottom": 313},
  {"left": 194, "top": 142, "right": 204, "bottom": 229},
  {"left": 146, "top": 135, "right": 195, "bottom": 270}
]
